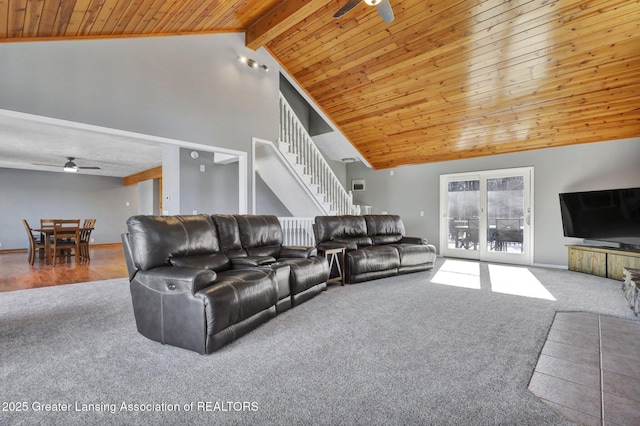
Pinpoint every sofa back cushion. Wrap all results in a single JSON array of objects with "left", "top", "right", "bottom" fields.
[
  {"left": 314, "top": 215, "right": 373, "bottom": 248},
  {"left": 211, "top": 214, "right": 247, "bottom": 258},
  {"left": 234, "top": 215, "right": 283, "bottom": 258},
  {"left": 365, "top": 215, "right": 405, "bottom": 245},
  {"left": 127, "top": 214, "right": 220, "bottom": 271}
]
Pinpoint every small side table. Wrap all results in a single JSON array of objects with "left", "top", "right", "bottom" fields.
[{"left": 319, "top": 246, "right": 346, "bottom": 286}]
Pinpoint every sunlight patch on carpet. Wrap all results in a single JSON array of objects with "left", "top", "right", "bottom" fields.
[
  {"left": 431, "top": 259, "right": 481, "bottom": 289},
  {"left": 488, "top": 264, "right": 556, "bottom": 301}
]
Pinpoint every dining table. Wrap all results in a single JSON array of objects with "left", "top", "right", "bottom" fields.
[{"left": 34, "top": 222, "right": 90, "bottom": 265}]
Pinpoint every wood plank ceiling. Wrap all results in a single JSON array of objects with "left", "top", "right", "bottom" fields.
[{"left": 1, "top": 0, "right": 639, "bottom": 169}]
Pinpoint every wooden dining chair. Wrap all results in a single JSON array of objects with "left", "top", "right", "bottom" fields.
[
  {"left": 79, "top": 218, "right": 96, "bottom": 261},
  {"left": 22, "top": 219, "right": 47, "bottom": 265},
  {"left": 51, "top": 219, "right": 80, "bottom": 265},
  {"left": 40, "top": 219, "right": 56, "bottom": 229},
  {"left": 39, "top": 218, "right": 57, "bottom": 246}
]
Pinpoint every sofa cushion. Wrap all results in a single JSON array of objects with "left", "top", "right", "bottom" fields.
[
  {"left": 314, "top": 216, "right": 373, "bottom": 248},
  {"left": 235, "top": 215, "right": 283, "bottom": 258},
  {"left": 347, "top": 245, "right": 400, "bottom": 275},
  {"left": 127, "top": 214, "right": 220, "bottom": 271},
  {"left": 389, "top": 243, "right": 434, "bottom": 267},
  {"left": 211, "top": 214, "right": 246, "bottom": 258},
  {"left": 365, "top": 215, "right": 405, "bottom": 245},
  {"left": 197, "top": 269, "right": 277, "bottom": 335},
  {"left": 277, "top": 257, "right": 329, "bottom": 296},
  {"left": 169, "top": 253, "right": 231, "bottom": 272}
]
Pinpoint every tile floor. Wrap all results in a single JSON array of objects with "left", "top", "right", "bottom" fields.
[{"left": 529, "top": 312, "right": 640, "bottom": 426}]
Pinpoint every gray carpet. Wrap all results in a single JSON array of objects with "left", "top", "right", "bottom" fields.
[{"left": 1, "top": 258, "right": 637, "bottom": 425}]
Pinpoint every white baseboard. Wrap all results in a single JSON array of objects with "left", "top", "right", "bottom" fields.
[{"left": 532, "top": 262, "right": 568, "bottom": 270}]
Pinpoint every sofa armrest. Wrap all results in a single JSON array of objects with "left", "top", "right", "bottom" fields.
[
  {"left": 231, "top": 256, "right": 276, "bottom": 268},
  {"left": 280, "top": 246, "right": 317, "bottom": 258},
  {"left": 400, "top": 236, "right": 429, "bottom": 245},
  {"left": 317, "top": 241, "right": 351, "bottom": 251},
  {"left": 133, "top": 266, "right": 217, "bottom": 295}
]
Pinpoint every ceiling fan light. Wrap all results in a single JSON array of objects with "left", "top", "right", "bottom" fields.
[
  {"left": 63, "top": 158, "right": 78, "bottom": 172},
  {"left": 364, "top": 0, "right": 382, "bottom": 6}
]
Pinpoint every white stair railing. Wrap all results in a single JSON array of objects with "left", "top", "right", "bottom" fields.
[
  {"left": 279, "top": 93, "right": 359, "bottom": 215},
  {"left": 279, "top": 217, "right": 316, "bottom": 246}
]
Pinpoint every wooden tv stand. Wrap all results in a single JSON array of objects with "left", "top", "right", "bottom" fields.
[{"left": 567, "top": 245, "right": 640, "bottom": 281}]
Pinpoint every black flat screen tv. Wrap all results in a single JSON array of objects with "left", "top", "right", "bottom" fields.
[{"left": 559, "top": 187, "right": 640, "bottom": 248}]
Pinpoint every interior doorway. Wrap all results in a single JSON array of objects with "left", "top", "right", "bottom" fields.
[{"left": 439, "top": 167, "right": 534, "bottom": 265}]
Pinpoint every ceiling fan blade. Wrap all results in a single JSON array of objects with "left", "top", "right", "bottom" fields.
[
  {"left": 333, "top": 0, "right": 362, "bottom": 18},
  {"left": 32, "top": 160, "right": 100, "bottom": 170},
  {"left": 376, "top": 0, "right": 394, "bottom": 22},
  {"left": 32, "top": 162, "right": 60, "bottom": 168}
]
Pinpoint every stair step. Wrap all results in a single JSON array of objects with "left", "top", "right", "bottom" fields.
[
  {"left": 278, "top": 141, "right": 290, "bottom": 153},
  {"left": 284, "top": 153, "right": 297, "bottom": 164}
]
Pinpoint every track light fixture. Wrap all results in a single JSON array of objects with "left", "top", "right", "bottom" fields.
[{"left": 238, "top": 55, "right": 269, "bottom": 72}]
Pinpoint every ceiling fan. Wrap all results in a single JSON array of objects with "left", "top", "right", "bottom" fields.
[
  {"left": 32, "top": 157, "right": 101, "bottom": 173},
  {"left": 333, "top": 0, "right": 394, "bottom": 23}
]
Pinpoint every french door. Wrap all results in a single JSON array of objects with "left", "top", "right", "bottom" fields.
[{"left": 439, "top": 167, "right": 533, "bottom": 265}]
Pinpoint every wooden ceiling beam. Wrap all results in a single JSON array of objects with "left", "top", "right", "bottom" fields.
[
  {"left": 245, "top": 0, "right": 322, "bottom": 50},
  {"left": 123, "top": 165, "right": 162, "bottom": 186}
]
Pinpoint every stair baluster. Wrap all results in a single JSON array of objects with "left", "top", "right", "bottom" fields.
[{"left": 278, "top": 94, "right": 359, "bottom": 215}]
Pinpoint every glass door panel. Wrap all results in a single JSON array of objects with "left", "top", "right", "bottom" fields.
[
  {"left": 442, "top": 176, "right": 480, "bottom": 260},
  {"left": 487, "top": 176, "right": 524, "bottom": 253},
  {"left": 482, "top": 170, "right": 531, "bottom": 265}
]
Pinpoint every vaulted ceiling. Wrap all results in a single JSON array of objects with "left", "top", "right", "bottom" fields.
[{"left": 1, "top": 0, "right": 639, "bottom": 169}]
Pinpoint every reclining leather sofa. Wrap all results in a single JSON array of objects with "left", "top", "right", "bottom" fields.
[
  {"left": 122, "top": 214, "right": 328, "bottom": 354},
  {"left": 314, "top": 215, "right": 436, "bottom": 284}
]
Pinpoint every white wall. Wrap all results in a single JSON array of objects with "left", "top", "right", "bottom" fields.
[
  {"left": 138, "top": 180, "right": 159, "bottom": 215},
  {"left": 179, "top": 148, "right": 239, "bottom": 215},
  {"left": 162, "top": 145, "right": 181, "bottom": 215},
  {"left": 0, "top": 168, "right": 138, "bottom": 249},
  {"left": 347, "top": 138, "right": 640, "bottom": 267}
]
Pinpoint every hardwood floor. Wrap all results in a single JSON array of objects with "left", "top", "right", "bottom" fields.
[{"left": 0, "top": 244, "right": 128, "bottom": 293}]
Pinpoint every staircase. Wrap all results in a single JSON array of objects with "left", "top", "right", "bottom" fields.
[{"left": 255, "top": 94, "right": 360, "bottom": 216}]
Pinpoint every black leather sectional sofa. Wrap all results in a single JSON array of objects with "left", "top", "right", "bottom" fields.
[
  {"left": 314, "top": 215, "right": 437, "bottom": 284},
  {"left": 122, "top": 214, "right": 329, "bottom": 354}
]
